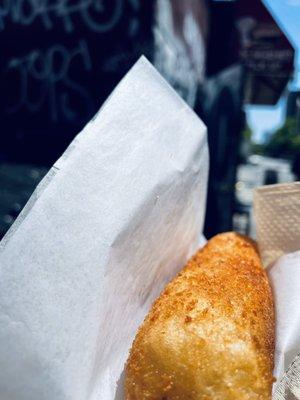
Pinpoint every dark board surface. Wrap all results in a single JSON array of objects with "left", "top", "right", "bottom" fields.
[{"left": 0, "top": 0, "right": 154, "bottom": 165}]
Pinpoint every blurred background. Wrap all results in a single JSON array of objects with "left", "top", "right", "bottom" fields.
[{"left": 0, "top": 0, "right": 299, "bottom": 239}]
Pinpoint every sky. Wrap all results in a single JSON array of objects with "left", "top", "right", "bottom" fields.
[{"left": 246, "top": 0, "right": 300, "bottom": 143}]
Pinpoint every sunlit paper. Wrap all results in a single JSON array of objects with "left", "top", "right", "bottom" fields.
[
  {"left": 0, "top": 56, "right": 208, "bottom": 400},
  {"left": 270, "top": 252, "right": 300, "bottom": 399}
]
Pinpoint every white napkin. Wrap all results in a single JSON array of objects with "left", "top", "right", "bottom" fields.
[
  {"left": 269, "top": 251, "right": 300, "bottom": 399},
  {"left": 254, "top": 183, "right": 300, "bottom": 399},
  {"left": 0, "top": 57, "right": 208, "bottom": 400}
]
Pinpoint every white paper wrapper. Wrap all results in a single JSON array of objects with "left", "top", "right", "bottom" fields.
[
  {"left": 254, "top": 183, "right": 300, "bottom": 399},
  {"left": 0, "top": 57, "right": 208, "bottom": 400},
  {"left": 269, "top": 251, "right": 300, "bottom": 399}
]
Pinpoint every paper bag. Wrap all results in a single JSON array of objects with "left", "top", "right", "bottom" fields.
[
  {"left": 254, "top": 182, "right": 300, "bottom": 399},
  {"left": 0, "top": 57, "right": 208, "bottom": 400}
]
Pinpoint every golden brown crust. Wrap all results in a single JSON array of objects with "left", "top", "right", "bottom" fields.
[{"left": 125, "top": 232, "right": 275, "bottom": 400}]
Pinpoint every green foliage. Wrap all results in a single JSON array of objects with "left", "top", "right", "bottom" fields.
[
  {"left": 251, "top": 142, "right": 265, "bottom": 155},
  {"left": 242, "top": 126, "right": 252, "bottom": 141},
  {"left": 241, "top": 118, "right": 300, "bottom": 162},
  {"left": 262, "top": 118, "right": 300, "bottom": 159}
]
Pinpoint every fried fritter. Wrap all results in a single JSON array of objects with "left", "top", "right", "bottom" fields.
[{"left": 125, "top": 232, "right": 274, "bottom": 400}]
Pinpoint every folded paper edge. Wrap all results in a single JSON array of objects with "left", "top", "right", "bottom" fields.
[
  {"left": 0, "top": 55, "right": 207, "bottom": 254},
  {"left": 273, "top": 352, "right": 300, "bottom": 399}
]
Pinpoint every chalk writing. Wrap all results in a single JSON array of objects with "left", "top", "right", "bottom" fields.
[
  {"left": 0, "top": 0, "right": 123, "bottom": 33},
  {"left": 5, "top": 40, "right": 94, "bottom": 122}
]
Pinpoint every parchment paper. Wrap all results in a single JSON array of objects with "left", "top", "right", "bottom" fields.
[
  {"left": 270, "top": 251, "right": 300, "bottom": 399},
  {"left": 0, "top": 57, "right": 208, "bottom": 400}
]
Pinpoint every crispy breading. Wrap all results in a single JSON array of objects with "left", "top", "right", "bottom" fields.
[{"left": 125, "top": 232, "right": 275, "bottom": 400}]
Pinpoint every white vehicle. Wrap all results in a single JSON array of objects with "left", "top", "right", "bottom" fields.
[{"left": 236, "top": 155, "right": 295, "bottom": 206}]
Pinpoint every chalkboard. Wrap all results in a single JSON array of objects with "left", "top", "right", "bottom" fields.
[{"left": 0, "top": 0, "right": 154, "bottom": 165}]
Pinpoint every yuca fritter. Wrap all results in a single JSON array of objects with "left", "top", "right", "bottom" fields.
[{"left": 125, "top": 232, "right": 274, "bottom": 400}]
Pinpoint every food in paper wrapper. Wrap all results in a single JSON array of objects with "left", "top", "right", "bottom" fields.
[
  {"left": 125, "top": 232, "right": 275, "bottom": 399},
  {"left": 0, "top": 57, "right": 209, "bottom": 400}
]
